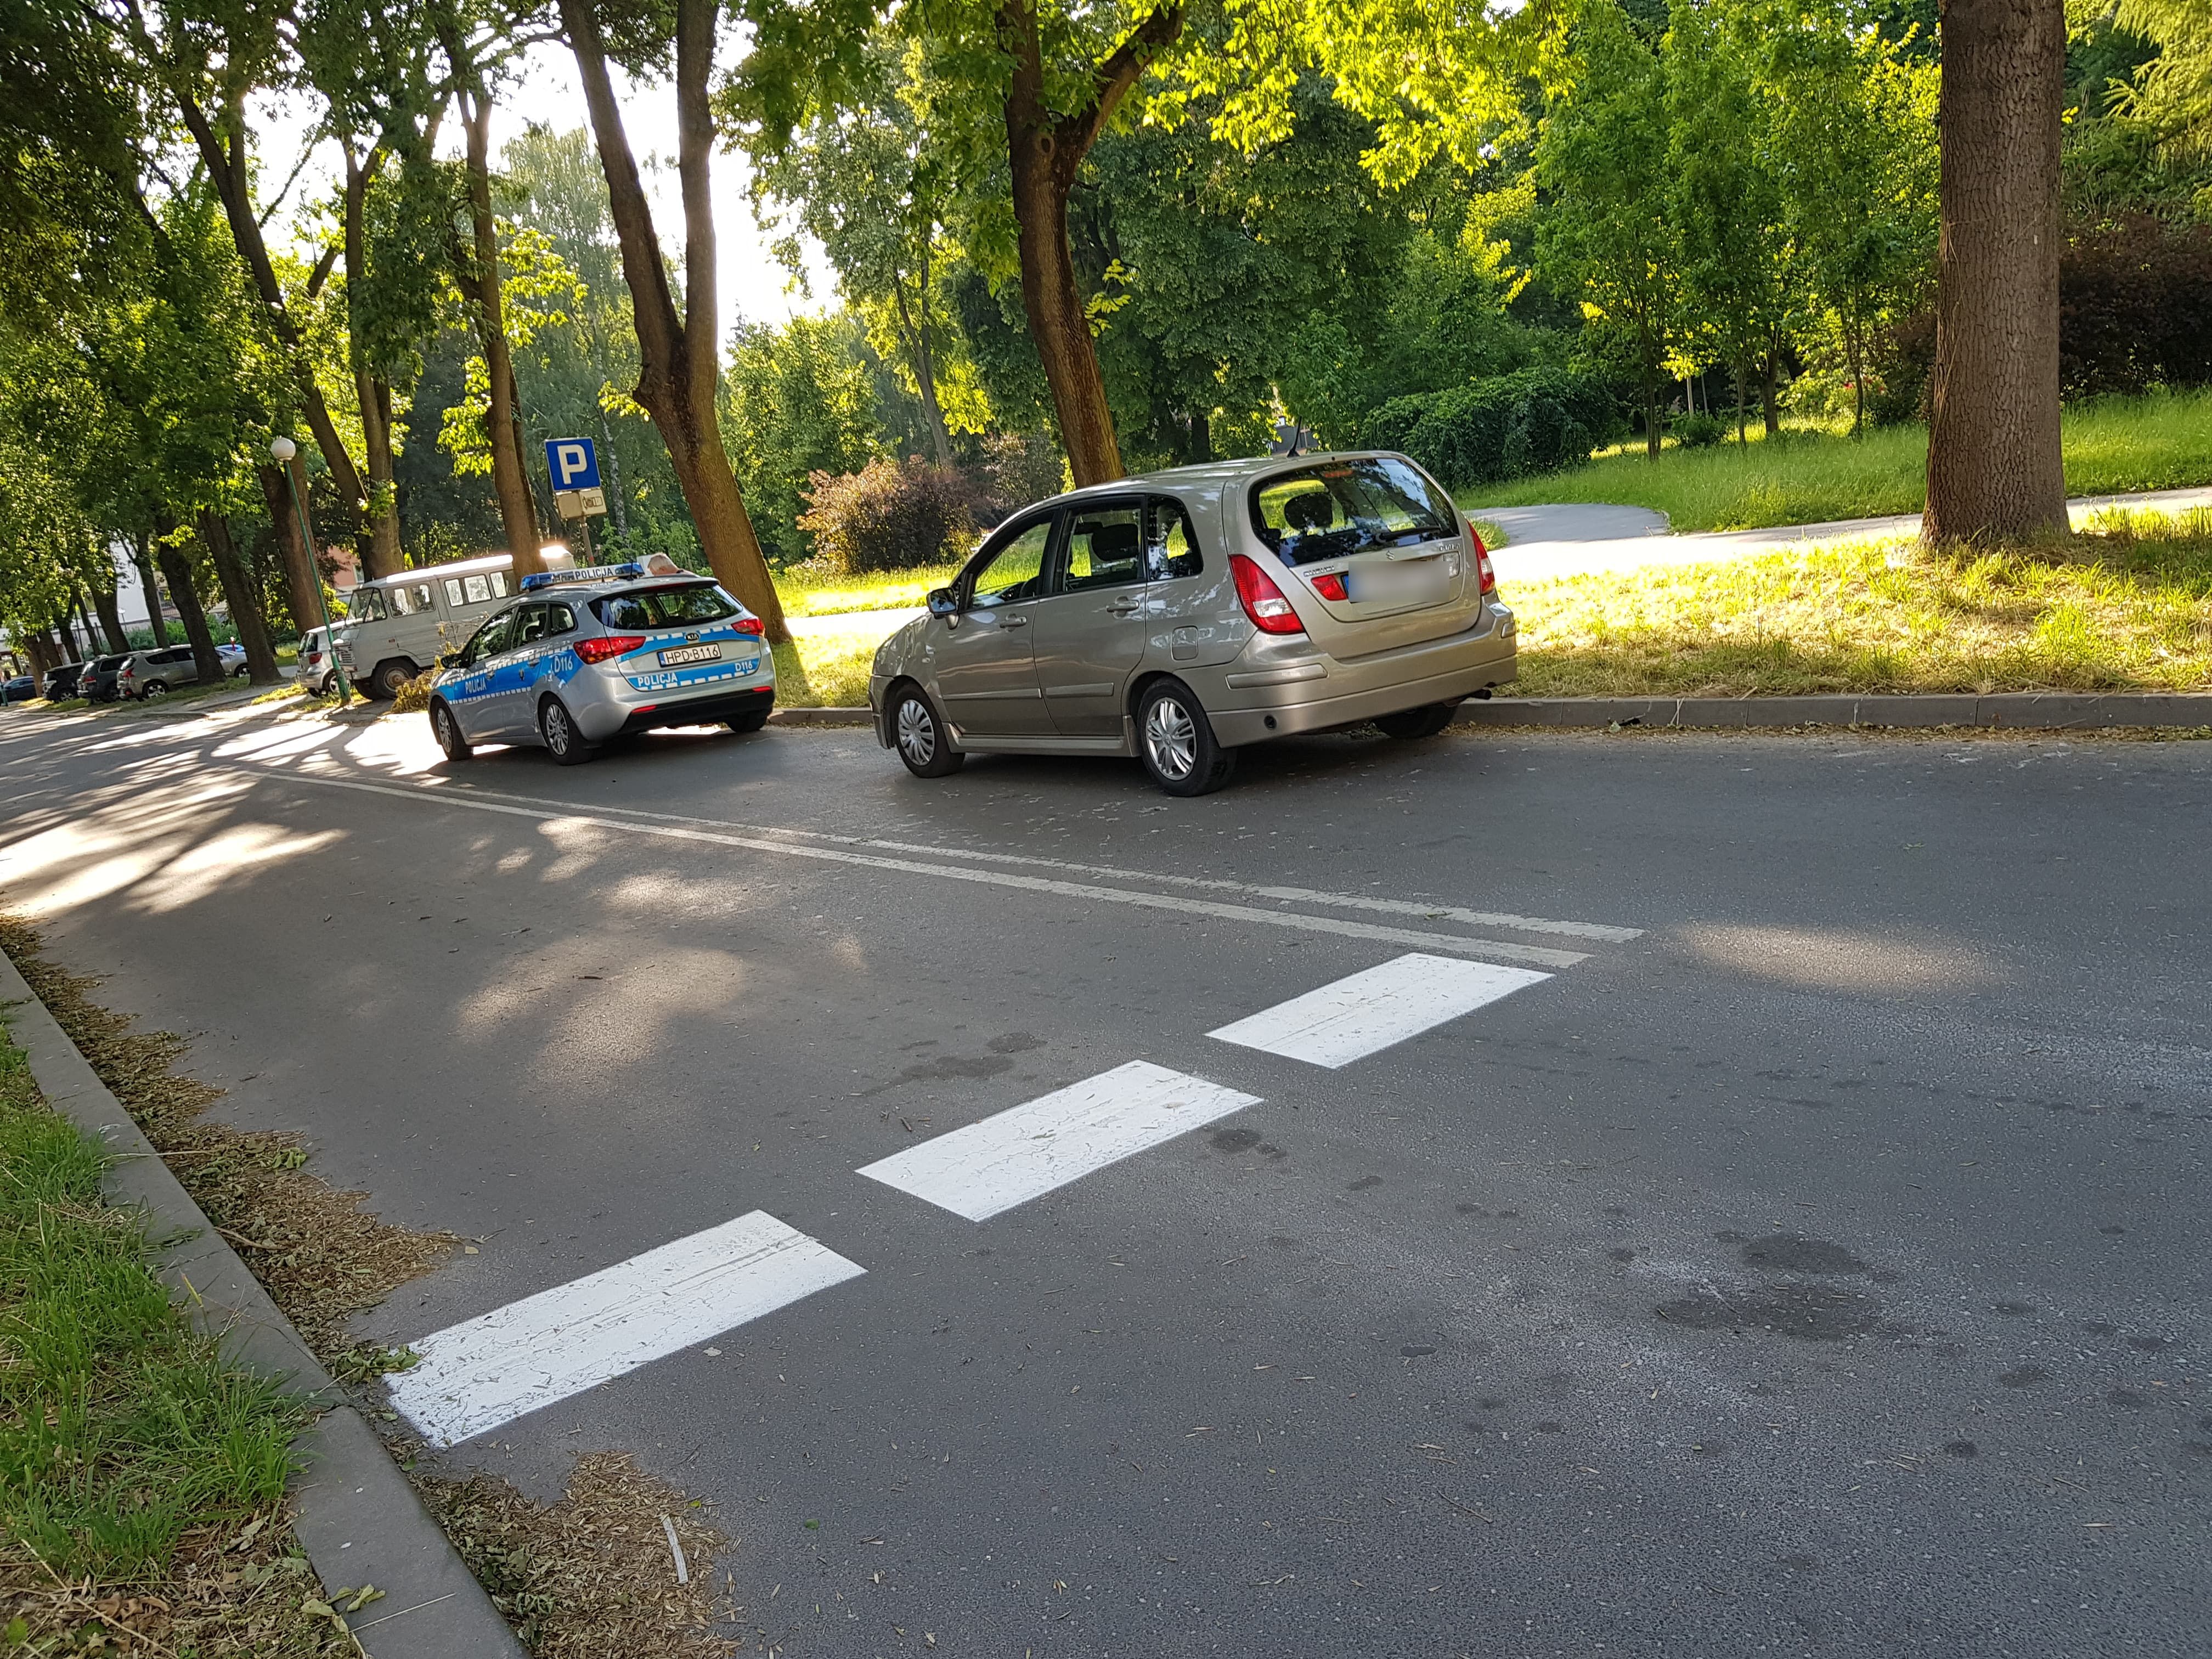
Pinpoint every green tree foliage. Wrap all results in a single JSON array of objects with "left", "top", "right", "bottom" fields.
[{"left": 723, "top": 314, "right": 883, "bottom": 564}]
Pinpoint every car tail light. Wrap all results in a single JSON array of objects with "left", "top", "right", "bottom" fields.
[
  {"left": 1309, "top": 572, "right": 1348, "bottom": 602},
  {"left": 575, "top": 634, "right": 645, "bottom": 664},
  {"left": 1230, "top": 554, "right": 1305, "bottom": 635},
  {"left": 732, "top": 617, "right": 765, "bottom": 637},
  {"left": 1473, "top": 533, "right": 1497, "bottom": 595}
]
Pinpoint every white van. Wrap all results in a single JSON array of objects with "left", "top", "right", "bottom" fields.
[{"left": 335, "top": 551, "right": 568, "bottom": 699}]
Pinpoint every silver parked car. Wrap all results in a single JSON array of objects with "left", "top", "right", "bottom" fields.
[
  {"left": 116, "top": 645, "right": 210, "bottom": 698},
  {"left": 424, "top": 562, "right": 776, "bottom": 765},
  {"left": 867, "top": 451, "right": 1516, "bottom": 795}
]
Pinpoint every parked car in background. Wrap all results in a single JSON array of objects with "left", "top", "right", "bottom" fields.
[
  {"left": 868, "top": 451, "right": 1516, "bottom": 795},
  {"left": 216, "top": 642, "right": 250, "bottom": 678},
  {"left": 424, "top": 561, "right": 775, "bottom": 765},
  {"left": 1, "top": 674, "right": 35, "bottom": 704},
  {"left": 117, "top": 645, "right": 211, "bottom": 699},
  {"left": 80, "top": 653, "right": 130, "bottom": 703},
  {"left": 296, "top": 627, "right": 339, "bottom": 695},
  {"left": 42, "top": 662, "right": 84, "bottom": 699}
]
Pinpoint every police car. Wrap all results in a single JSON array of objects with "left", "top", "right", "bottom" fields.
[{"left": 425, "top": 561, "right": 776, "bottom": 765}]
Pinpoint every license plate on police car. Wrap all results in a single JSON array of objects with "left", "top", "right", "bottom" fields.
[{"left": 657, "top": 643, "right": 721, "bottom": 667}]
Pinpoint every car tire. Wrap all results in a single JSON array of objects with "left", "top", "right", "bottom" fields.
[
  {"left": 232, "top": 664, "right": 250, "bottom": 679},
  {"left": 540, "top": 697, "right": 596, "bottom": 765},
  {"left": 726, "top": 704, "right": 771, "bottom": 734},
  {"left": 369, "top": 659, "right": 416, "bottom": 701},
  {"left": 430, "top": 699, "right": 472, "bottom": 762},
  {"left": 143, "top": 681, "right": 167, "bottom": 699},
  {"left": 890, "top": 683, "right": 963, "bottom": 778},
  {"left": 1137, "top": 678, "right": 1236, "bottom": 797},
  {"left": 1375, "top": 701, "right": 1460, "bottom": 740}
]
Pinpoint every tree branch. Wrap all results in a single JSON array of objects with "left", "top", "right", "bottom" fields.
[{"left": 1056, "top": 4, "right": 1185, "bottom": 177}]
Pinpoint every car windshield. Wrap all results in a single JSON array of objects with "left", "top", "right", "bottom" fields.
[
  {"left": 1248, "top": 457, "right": 1458, "bottom": 567},
  {"left": 594, "top": 583, "right": 741, "bottom": 630}
]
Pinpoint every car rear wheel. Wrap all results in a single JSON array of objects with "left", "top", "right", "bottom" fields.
[
  {"left": 726, "top": 704, "right": 771, "bottom": 733},
  {"left": 539, "top": 697, "right": 595, "bottom": 766},
  {"left": 142, "top": 681, "right": 167, "bottom": 699},
  {"left": 370, "top": 659, "right": 416, "bottom": 701},
  {"left": 430, "top": 699, "right": 472, "bottom": 762},
  {"left": 1375, "top": 701, "right": 1459, "bottom": 740},
  {"left": 891, "top": 684, "right": 962, "bottom": 778},
  {"left": 1137, "top": 679, "right": 1236, "bottom": 797}
]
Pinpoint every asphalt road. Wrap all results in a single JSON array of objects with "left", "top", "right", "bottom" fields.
[{"left": 2, "top": 703, "right": 2207, "bottom": 1657}]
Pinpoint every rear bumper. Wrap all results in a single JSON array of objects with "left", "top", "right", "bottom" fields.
[
  {"left": 612, "top": 686, "right": 775, "bottom": 736},
  {"left": 1206, "top": 619, "right": 1517, "bottom": 748}
]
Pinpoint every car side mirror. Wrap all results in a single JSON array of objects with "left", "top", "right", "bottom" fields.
[
  {"left": 926, "top": 588, "right": 960, "bottom": 618},
  {"left": 437, "top": 653, "right": 459, "bottom": 669}
]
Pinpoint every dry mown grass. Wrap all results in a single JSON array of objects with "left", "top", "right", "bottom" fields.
[
  {"left": 1511, "top": 509, "right": 2212, "bottom": 698},
  {"left": 418, "top": 1453, "right": 740, "bottom": 1658}
]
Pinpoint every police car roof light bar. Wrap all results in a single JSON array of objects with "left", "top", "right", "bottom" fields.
[{"left": 520, "top": 561, "right": 646, "bottom": 591}]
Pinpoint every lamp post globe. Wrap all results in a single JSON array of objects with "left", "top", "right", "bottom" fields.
[{"left": 270, "top": 435, "right": 297, "bottom": 464}]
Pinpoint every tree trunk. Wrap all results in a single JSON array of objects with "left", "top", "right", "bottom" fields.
[
  {"left": 153, "top": 531, "right": 223, "bottom": 685},
  {"left": 1763, "top": 333, "right": 1781, "bottom": 437},
  {"left": 343, "top": 148, "right": 405, "bottom": 579},
  {"left": 561, "top": 0, "right": 789, "bottom": 639},
  {"left": 456, "top": 90, "right": 545, "bottom": 580},
  {"left": 89, "top": 574, "right": 127, "bottom": 652},
  {"left": 260, "top": 462, "right": 324, "bottom": 641},
  {"left": 174, "top": 87, "right": 369, "bottom": 555},
  {"left": 1641, "top": 324, "right": 1661, "bottom": 458},
  {"left": 202, "top": 510, "right": 279, "bottom": 684},
  {"left": 1735, "top": 347, "right": 1749, "bottom": 444},
  {"left": 895, "top": 276, "right": 955, "bottom": 467},
  {"left": 1925, "top": 0, "right": 2068, "bottom": 543},
  {"left": 131, "top": 533, "right": 168, "bottom": 646},
  {"left": 1848, "top": 315, "right": 1865, "bottom": 436}
]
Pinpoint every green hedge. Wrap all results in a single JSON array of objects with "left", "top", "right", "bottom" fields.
[{"left": 1361, "top": 369, "right": 1621, "bottom": 488}]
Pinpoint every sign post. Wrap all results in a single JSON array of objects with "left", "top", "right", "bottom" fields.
[{"left": 545, "top": 438, "right": 608, "bottom": 560}]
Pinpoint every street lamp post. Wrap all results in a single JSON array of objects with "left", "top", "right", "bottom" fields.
[{"left": 270, "top": 437, "right": 351, "bottom": 706}]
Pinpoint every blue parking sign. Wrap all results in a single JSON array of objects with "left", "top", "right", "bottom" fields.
[{"left": 545, "top": 437, "right": 600, "bottom": 491}]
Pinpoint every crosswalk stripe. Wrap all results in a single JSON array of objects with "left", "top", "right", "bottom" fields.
[
  {"left": 857, "top": 1060, "right": 1261, "bottom": 1222},
  {"left": 1206, "top": 952, "right": 1551, "bottom": 1069},
  {"left": 388, "top": 1211, "right": 864, "bottom": 1447}
]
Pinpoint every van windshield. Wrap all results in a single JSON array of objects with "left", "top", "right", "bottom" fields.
[
  {"left": 594, "top": 583, "right": 742, "bottom": 630},
  {"left": 1249, "top": 457, "right": 1459, "bottom": 567}
]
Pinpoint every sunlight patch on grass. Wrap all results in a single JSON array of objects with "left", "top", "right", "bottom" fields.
[
  {"left": 775, "top": 561, "right": 961, "bottom": 617},
  {"left": 775, "top": 613, "right": 894, "bottom": 707},
  {"left": 1508, "top": 509, "right": 2212, "bottom": 697},
  {"left": 1466, "top": 390, "right": 2212, "bottom": 533}
]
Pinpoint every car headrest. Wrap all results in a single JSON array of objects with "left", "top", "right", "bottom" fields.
[
  {"left": 1283, "top": 490, "right": 1334, "bottom": 532},
  {"left": 1087, "top": 521, "right": 1141, "bottom": 563}
]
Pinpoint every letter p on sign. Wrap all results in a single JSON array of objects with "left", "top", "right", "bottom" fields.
[{"left": 545, "top": 437, "right": 600, "bottom": 492}]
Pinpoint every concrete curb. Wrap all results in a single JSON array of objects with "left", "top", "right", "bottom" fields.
[
  {"left": 0, "top": 950, "right": 524, "bottom": 1659},
  {"left": 1450, "top": 692, "right": 2212, "bottom": 730},
  {"left": 769, "top": 706, "right": 875, "bottom": 727}
]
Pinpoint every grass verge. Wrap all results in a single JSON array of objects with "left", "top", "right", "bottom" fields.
[
  {"left": 0, "top": 1023, "right": 349, "bottom": 1656},
  {"left": 774, "top": 562, "right": 958, "bottom": 618},
  {"left": 1509, "top": 507, "right": 2212, "bottom": 697},
  {"left": 1468, "top": 389, "right": 2212, "bottom": 533},
  {"left": 774, "top": 629, "right": 881, "bottom": 709}
]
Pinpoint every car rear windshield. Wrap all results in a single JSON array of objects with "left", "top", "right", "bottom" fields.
[
  {"left": 1249, "top": 456, "right": 1459, "bottom": 567},
  {"left": 594, "top": 582, "right": 742, "bottom": 630}
]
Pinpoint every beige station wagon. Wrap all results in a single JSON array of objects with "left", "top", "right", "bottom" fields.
[{"left": 867, "top": 452, "right": 1517, "bottom": 795}]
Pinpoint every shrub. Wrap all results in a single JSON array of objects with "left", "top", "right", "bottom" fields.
[
  {"left": 973, "top": 432, "right": 1065, "bottom": 523},
  {"left": 798, "top": 458, "right": 977, "bottom": 575},
  {"left": 1671, "top": 413, "right": 1727, "bottom": 448},
  {"left": 2061, "top": 213, "right": 2212, "bottom": 397},
  {"left": 1358, "top": 368, "right": 1620, "bottom": 488}
]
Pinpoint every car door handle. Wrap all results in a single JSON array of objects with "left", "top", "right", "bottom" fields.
[
  {"left": 997, "top": 614, "right": 1028, "bottom": 628},
  {"left": 1105, "top": 600, "right": 1144, "bottom": 616}
]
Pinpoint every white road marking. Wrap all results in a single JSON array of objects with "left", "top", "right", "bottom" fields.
[
  {"left": 404, "top": 780, "right": 1641, "bottom": 943},
  {"left": 1207, "top": 952, "right": 1551, "bottom": 1069},
  {"left": 387, "top": 1211, "right": 863, "bottom": 1447},
  {"left": 248, "top": 769, "right": 1590, "bottom": 967},
  {"left": 855, "top": 1060, "right": 1262, "bottom": 1222}
]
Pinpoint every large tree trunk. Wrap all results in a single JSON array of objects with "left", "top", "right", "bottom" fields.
[
  {"left": 561, "top": 0, "right": 788, "bottom": 639},
  {"left": 202, "top": 510, "right": 279, "bottom": 684},
  {"left": 174, "top": 87, "right": 370, "bottom": 556},
  {"left": 343, "top": 148, "right": 405, "bottom": 579},
  {"left": 89, "top": 575, "right": 127, "bottom": 652},
  {"left": 1925, "top": 0, "right": 2068, "bottom": 543},
  {"left": 995, "top": 0, "right": 1181, "bottom": 489},
  {"left": 130, "top": 533, "right": 168, "bottom": 646},
  {"left": 260, "top": 462, "right": 325, "bottom": 641},
  {"left": 456, "top": 89, "right": 545, "bottom": 579},
  {"left": 153, "top": 531, "right": 224, "bottom": 685}
]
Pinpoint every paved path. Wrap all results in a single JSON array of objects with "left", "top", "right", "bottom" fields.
[
  {"left": 3, "top": 707, "right": 2207, "bottom": 1657},
  {"left": 1484, "top": 483, "right": 2212, "bottom": 586}
]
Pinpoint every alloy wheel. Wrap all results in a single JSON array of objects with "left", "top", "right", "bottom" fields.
[{"left": 1143, "top": 696, "right": 1197, "bottom": 781}]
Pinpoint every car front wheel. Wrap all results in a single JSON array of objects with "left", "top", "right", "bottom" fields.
[
  {"left": 431, "top": 699, "right": 472, "bottom": 762},
  {"left": 1137, "top": 679, "right": 1236, "bottom": 797},
  {"left": 540, "top": 698, "right": 595, "bottom": 765},
  {"left": 891, "top": 684, "right": 963, "bottom": 777}
]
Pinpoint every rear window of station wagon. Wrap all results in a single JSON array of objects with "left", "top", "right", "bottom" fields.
[
  {"left": 594, "top": 583, "right": 741, "bottom": 630},
  {"left": 1250, "top": 457, "right": 1458, "bottom": 566}
]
